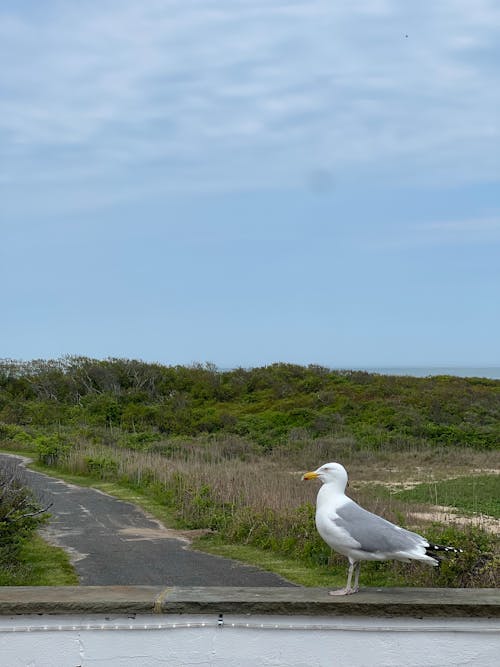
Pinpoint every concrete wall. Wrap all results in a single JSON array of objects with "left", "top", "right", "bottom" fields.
[
  {"left": 1, "top": 587, "right": 498, "bottom": 667},
  {"left": 1, "top": 613, "right": 499, "bottom": 667}
]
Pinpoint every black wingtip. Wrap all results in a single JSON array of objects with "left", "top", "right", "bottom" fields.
[{"left": 427, "top": 543, "right": 464, "bottom": 555}]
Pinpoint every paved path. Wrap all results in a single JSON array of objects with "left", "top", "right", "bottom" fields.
[{"left": 0, "top": 454, "right": 294, "bottom": 587}]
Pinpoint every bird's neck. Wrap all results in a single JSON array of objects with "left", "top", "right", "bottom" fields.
[{"left": 317, "top": 481, "right": 347, "bottom": 508}]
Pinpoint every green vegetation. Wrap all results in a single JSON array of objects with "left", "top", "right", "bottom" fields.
[
  {"left": 0, "top": 463, "right": 45, "bottom": 572},
  {"left": 0, "top": 460, "right": 77, "bottom": 585},
  {"left": 1, "top": 357, "right": 499, "bottom": 451},
  {"left": 193, "top": 536, "right": 349, "bottom": 588},
  {"left": 0, "top": 534, "right": 78, "bottom": 586},
  {"left": 0, "top": 357, "right": 499, "bottom": 588},
  {"left": 393, "top": 475, "right": 500, "bottom": 518}
]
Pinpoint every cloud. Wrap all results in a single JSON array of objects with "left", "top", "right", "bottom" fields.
[{"left": 1, "top": 0, "right": 500, "bottom": 212}]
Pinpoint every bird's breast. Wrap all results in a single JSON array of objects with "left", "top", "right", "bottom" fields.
[{"left": 315, "top": 508, "right": 360, "bottom": 552}]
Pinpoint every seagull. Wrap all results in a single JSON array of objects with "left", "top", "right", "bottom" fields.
[{"left": 302, "top": 462, "right": 463, "bottom": 595}]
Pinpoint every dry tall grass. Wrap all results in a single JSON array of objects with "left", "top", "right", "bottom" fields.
[
  {"left": 59, "top": 432, "right": 500, "bottom": 518},
  {"left": 64, "top": 439, "right": 317, "bottom": 514}
]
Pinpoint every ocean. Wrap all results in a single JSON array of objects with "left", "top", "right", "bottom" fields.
[{"left": 350, "top": 367, "right": 500, "bottom": 380}]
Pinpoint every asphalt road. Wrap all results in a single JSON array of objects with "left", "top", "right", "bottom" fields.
[{"left": 1, "top": 453, "right": 294, "bottom": 587}]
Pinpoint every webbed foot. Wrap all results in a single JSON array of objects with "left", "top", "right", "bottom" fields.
[{"left": 329, "top": 586, "right": 359, "bottom": 596}]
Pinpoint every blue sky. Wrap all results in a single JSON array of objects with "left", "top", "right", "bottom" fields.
[{"left": 1, "top": 0, "right": 500, "bottom": 368}]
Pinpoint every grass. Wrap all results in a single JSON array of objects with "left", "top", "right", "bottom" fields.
[
  {"left": 393, "top": 475, "right": 500, "bottom": 518},
  {"left": 192, "top": 534, "right": 344, "bottom": 588},
  {"left": 0, "top": 534, "right": 78, "bottom": 586},
  {"left": 192, "top": 532, "right": 479, "bottom": 589},
  {"left": 192, "top": 533, "right": 415, "bottom": 588}
]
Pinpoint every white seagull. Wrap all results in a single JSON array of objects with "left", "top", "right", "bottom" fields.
[{"left": 302, "top": 462, "right": 463, "bottom": 595}]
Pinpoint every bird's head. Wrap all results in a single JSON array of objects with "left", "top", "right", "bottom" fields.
[{"left": 302, "top": 462, "right": 349, "bottom": 489}]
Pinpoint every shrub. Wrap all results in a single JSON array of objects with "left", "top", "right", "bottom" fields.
[
  {"left": 35, "top": 434, "right": 70, "bottom": 466},
  {"left": 0, "top": 466, "right": 48, "bottom": 569},
  {"left": 118, "top": 432, "right": 159, "bottom": 450},
  {"left": 84, "top": 456, "right": 119, "bottom": 479},
  {"left": 0, "top": 423, "right": 34, "bottom": 447}
]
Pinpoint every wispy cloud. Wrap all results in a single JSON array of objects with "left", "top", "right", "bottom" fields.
[{"left": 1, "top": 0, "right": 500, "bottom": 212}]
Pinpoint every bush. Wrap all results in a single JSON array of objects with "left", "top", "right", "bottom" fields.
[
  {"left": 35, "top": 434, "right": 70, "bottom": 466},
  {"left": 0, "top": 423, "right": 34, "bottom": 448},
  {"left": 0, "top": 466, "right": 48, "bottom": 570},
  {"left": 84, "top": 456, "right": 119, "bottom": 479},
  {"left": 118, "top": 432, "right": 159, "bottom": 450},
  {"left": 423, "top": 524, "right": 499, "bottom": 588}
]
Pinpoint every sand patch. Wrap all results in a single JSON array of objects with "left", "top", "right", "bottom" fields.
[{"left": 407, "top": 505, "right": 499, "bottom": 535}]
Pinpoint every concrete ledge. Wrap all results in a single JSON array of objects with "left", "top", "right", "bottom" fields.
[{"left": 0, "top": 587, "right": 498, "bottom": 618}]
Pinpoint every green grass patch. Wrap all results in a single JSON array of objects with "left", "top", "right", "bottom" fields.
[
  {"left": 0, "top": 534, "right": 78, "bottom": 586},
  {"left": 393, "top": 475, "right": 500, "bottom": 518},
  {"left": 192, "top": 534, "right": 344, "bottom": 587}
]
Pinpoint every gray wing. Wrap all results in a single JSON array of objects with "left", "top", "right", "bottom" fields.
[{"left": 333, "top": 501, "right": 426, "bottom": 555}]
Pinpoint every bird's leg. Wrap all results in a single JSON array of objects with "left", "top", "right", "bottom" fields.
[
  {"left": 329, "top": 561, "right": 359, "bottom": 596},
  {"left": 352, "top": 561, "right": 361, "bottom": 593}
]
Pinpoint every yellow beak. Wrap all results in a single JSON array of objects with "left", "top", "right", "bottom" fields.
[{"left": 302, "top": 471, "right": 319, "bottom": 480}]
